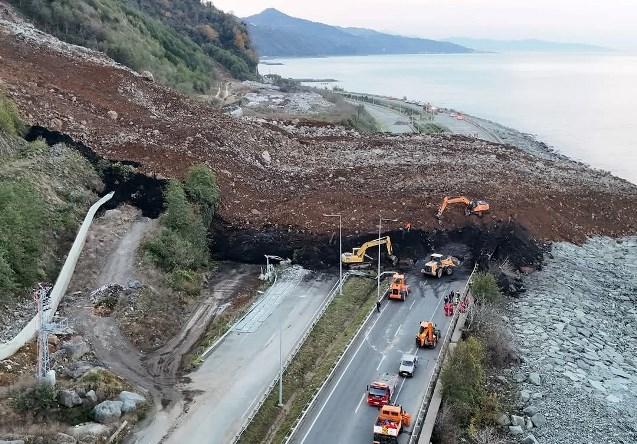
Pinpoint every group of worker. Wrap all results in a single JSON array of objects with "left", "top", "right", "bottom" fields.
[{"left": 443, "top": 290, "right": 466, "bottom": 316}]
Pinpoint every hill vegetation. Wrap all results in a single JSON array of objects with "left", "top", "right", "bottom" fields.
[
  {"left": 9, "top": 0, "right": 257, "bottom": 93},
  {"left": 245, "top": 8, "right": 472, "bottom": 57}
]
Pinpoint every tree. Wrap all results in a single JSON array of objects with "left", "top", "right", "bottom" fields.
[{"left": 470, "top": 272, "right": 501, "bottom": 304}]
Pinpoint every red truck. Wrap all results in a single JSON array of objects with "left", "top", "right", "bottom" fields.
[{"left": 367, "top": 373, "right": 398, "bottom": 407}]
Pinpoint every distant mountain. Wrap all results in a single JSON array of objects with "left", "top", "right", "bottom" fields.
[
  {"left": 445, "top": 37, "right": 609, "bottom": 53},
  {"left": 244, "top": 8, "right": 472, "bottom": 57}
]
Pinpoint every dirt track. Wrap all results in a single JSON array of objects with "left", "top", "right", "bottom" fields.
[{"left": 0, "top": 5, "right": 635, "bottom": 245}]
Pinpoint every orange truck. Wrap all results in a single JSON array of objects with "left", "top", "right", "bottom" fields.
[
  {"left": 373, "top": 404, "right": 411, "bottom": 444},
  {"left": 416, "top": 321, "right": 440, "bottom": 349},
  {"left": 388, "top": 273, "right": 409, "bottom": 301},
  {"left": 367, "top": 373, "right": 398, "bottom": 407}
]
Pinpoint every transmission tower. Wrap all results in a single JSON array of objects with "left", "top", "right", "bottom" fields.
[{"left": 32, "top": 283, "right": 66, "bottom": 382}]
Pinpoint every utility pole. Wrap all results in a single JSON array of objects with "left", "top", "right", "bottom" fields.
[
  {"left": 278, "top": 319, "right": 283, "bottom": 406},
  {"left": 377, "top": 215, "right": 398, "bottom": 302},
  {"left": 323, "top": 214, "right": 343, "bottom": 295}
]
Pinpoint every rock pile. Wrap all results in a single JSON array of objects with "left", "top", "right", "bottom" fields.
[{"left": 507, "top": 237, "right": 637, "bottom": 443}]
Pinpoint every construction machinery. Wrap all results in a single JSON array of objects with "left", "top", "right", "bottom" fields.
[
  {"left": 372, "top": 404, "right": 412, "bottom": 444},
  {"left": 388, "top": 273, "right": 409, "bottom": 301},
  {"left": 416, "top": 321, "right": 440, "bottom": 348},
  {"left": 421, "top": 253, "right": 460, "bottom": 278},
  {"left": 342, "top": 236, "right": 398, "bottom": 267},
  {"left": 436, "top": 196, "right": 490, "bottom": 219},
  {"left": 367, "top": 373, "right": 398, "bottom": 407}
]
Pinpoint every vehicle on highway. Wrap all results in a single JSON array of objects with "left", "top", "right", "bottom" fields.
[
  {"left": 388, "top": 273, "right": 409, "bottom": 301},
  {"left": 416, "top": 321, "right": 440, "bottom": 348},
  {"left": 421, "top": 253, "right": 460, "bottom": 278},
  {"left": 398, "top": 353, "right": 418, "bottom": 377},
  {"left": 367, "top": 373, "right": 398, "bottom": 407},
  {"left": 373, "top": 404, "right": 412, "bottom": 444}
]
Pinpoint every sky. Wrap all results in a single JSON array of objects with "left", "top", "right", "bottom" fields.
[{"left": 211, "top": 0, "right": 637, "bottom": 49}]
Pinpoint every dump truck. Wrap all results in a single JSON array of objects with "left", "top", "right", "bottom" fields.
[
  {"left": 416, "top": 321, "right": 440, "bottom": 348},
  {"left": 372, "top": 404, "right": 411, "bottom": 444},
  {"left": 342, "top": 236, "right": 398, "bottom": 268},
  {"left": 388, "top": 273, "right": 409, "bottom": 301},
  {"left": 367, "top": 373, "right": 398, "bottom": 407},
  {"left": 421, "top": 253, "right": 460, "bottom": 278}
]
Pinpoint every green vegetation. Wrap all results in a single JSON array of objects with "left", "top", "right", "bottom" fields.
[
  {"left": 0, "top": 101, "right": 100, "bottom": 304},
  {"left": 144, "top": 164, "right": 218, "bottom": 292},
  {"left": 239, "top": 276, "right": 380, "bottom": 443},
  {"left": 0, "top": 94, "right": 23, "bottom": 137},
  {"left": 436, "top": 271, "right": 505, "bottom": 443},
  {"left": 11, "top": 384, "right": 57, "bottom": 414},
  {"left": 416, "top": 122, "right": 449, "bottom": 134},
  {"left": 316, "top": 89, "right": 379, "bottom": 133},
  {"left": 10, "top": 0, "right": 257, "bottom": 93}
]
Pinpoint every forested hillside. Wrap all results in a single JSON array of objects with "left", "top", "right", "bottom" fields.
[{"left": 8, "top": 0, "right": 257, "bottom": 93}]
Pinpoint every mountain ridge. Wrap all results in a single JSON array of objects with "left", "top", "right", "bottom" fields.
[{"left": 244, "top": 8, "right": 472, "bottom": 57}]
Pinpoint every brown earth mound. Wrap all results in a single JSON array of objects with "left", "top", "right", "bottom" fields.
[{"left": 0, "top": 6, "right": 635, "bottom": 243}]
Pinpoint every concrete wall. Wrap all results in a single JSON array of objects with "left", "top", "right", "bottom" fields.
[{"left": 0, "top": 192, "right": 114, "bottom": 361}]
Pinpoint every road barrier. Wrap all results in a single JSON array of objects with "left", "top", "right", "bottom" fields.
[
  {"left": 0, "top": 192, "right": 115, "bottom": 361},
  {"left": 407, "top": 263, "right": 478, "bottom": 444},
  {"left": 232, "top": 271, "right": 355, "bottom": 443}
]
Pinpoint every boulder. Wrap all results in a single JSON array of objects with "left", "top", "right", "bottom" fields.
[
  {"left": 528, "top": 372, "right": 541, "bottom": 385},
  {"left": 127, "top": 279, "right": 143, "bottom": 289},
  {"left": 496, "top": 413, "right": 511, "bottom": 426},
  {"left": 66, "top": 422, "right": 111, "bottom": 443},
  {"left": 261, "top": 150, "right": 271, "bottom": 164},
  {"left": 510, "top": 414, "right": 525, "bottom": 427},
  {"left": 521, "top": 434, "right": 539, "bottom": 444},
  {"left": 118, "top": 391, "right": 146, "bottom": 413},
  {"left": 62, "top": 337, "right": 90, "bottom": 360},
  {"left": 93, "top": 400, "right": 122, "bottom": 424},
  {"left": 58, "top": 389, "right": 82, "bottom": 408},
  {"left": 86, "top": 390, "right": 98, "bottom": 404},
  {"left": 55, "top": 433, "right": 77, "bottom": 444},
  {"left": 65, "top": 363, "right": 95, "bottom": 379},
  {"left": 141, "top": 71, "right": 154, "bottom": 82},
  {"left": 508, "top": 425, "right": 524, "bottom": 435},
  {"left": 523, "top": 405, "right": 539, "bottom": 416},
  {"left": 520, "top": 389, "right": 531, "bottom": 403},
  {"left": 107, "top": 110, "right": 118, "bottom": 120},
  {"left": 531, "top": 413, "right": 547, "bottom": 427},
  {"left": 525, "top": 416, "right": 534, "bottom": 429}
]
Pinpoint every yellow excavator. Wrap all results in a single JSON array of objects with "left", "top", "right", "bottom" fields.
[
  {"left": 436, "top": 196, "right": 490, "bottom": 219},
  {"left": 342, "top": 236, "right": 398, "bottom": 267}
]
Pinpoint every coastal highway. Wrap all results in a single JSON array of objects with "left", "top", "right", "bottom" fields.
[{"left": 290, "top": 266, "right": 470, "bottom": 444}]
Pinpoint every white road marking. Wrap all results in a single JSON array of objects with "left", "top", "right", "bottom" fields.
[
  {"left": 394, "top": 375, "right": 407, "bottom": 400},
  {"left": 354, "top": 392, "right": 366, "bottom": 414},
  {"left": 376, "top": 355, "right": 386, "bottom": 371},
  {"left": 409, "top": 299, "right": 416, "bottom": 311},
  {"left": 394, "top": 324, "right": 402, "bottom": 337},
  {"left": 300, "top": 303, "right": 390, "bottom": 444}
]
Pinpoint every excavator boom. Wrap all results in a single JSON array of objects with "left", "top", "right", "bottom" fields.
[
  {"left": 342, "top": 236, "right": 397, "bottom": 265},
  {"left": 436, "top": 196, "right": 489, "bottom": 219}
]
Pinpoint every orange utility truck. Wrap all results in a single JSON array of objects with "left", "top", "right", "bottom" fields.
[
  {"left": 372, "top": 404, "right": 411, "bottom": 444},
  {"left": 415, "top": 321, "right": 440, "bottom": 349},
  {"left": 388, "top": 273, "right": 409, "bottom": 301}
]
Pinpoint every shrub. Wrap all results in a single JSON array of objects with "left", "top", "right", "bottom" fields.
[
  {"left": 184, "top": 164, "right": 219, "bottom": 227},
  {"left": 0, "top": 93, "right": 23, "bottom": 136},
  {"left": 11, "top": 384, "right": 57, "bottom": 414},
  {"left": 441, "top": 337, "right": 486, "bottom": 425},
  {"left": 470, "top": 272, "right": 502, "bottom": 304},
  {"left": 168, "top": 268, "right": 202, "bottom": 295}
]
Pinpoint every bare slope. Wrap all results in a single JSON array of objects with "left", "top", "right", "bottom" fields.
[{"left": 0, "top": 10, "right": 635, "bottom": 243}]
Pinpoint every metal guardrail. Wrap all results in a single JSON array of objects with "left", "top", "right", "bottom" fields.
[
  {"left": 231, "top": 271, "right": 354, "bottom": 443},
  {"left": 407, "top": 263, "right": 478, "bottom": 444},
  {"left": 283, "top": 279, "right": 391, "bottom": 444}
]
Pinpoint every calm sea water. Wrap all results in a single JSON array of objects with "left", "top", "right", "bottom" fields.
[{"left": 260, "top": 53, "right": 637, "bottom": 184}]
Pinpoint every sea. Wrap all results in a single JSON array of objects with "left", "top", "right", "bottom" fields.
[{"left": 259, "top": 52, "right": 637, "bottom": 184}]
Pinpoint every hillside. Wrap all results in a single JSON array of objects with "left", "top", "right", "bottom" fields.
[
  {"left": 6, "top": 0, "right": 257, "bottom": 93},
  {"left": 445, "top": 37, "right": 609, "bottom": 53},
  {"left": 245, "top": 8, "right": 472, "bottom": 57}
]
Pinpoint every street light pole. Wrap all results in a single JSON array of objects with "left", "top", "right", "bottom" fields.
[
  {"left": 278, "top": 319, "right": 283, "bottom": 406},
  {"left": 323, "top": 214, "right": 343, "bottom": 296}
]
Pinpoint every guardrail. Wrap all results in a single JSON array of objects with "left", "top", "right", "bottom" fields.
[
  {"left": 0, "top": 192, "right": 114, "bottom": 361},
  {"left": 407, "top": 263, "right": 478, "bottom": 444},
  {"left": 282, "top": 277, "right": 390, "bottom": 444},
  {"left": 231, "top": 271, "right": 355, "bottom": 443}
]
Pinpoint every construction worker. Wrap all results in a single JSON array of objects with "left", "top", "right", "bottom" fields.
[{"left": 376, "top": 300, "right": 381, "bottom": 313}]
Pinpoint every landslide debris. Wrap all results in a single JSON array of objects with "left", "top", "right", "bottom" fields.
[{"left": 0, "top": 7, "right": 635, "bottom": 247}]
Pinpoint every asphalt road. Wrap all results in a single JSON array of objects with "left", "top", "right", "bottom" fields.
[
  {"left": 290, "top": 267, "right": 470, "bottom": 444},
  {"left": 138, "top": 267, "right": 337, "bottom": 444}
]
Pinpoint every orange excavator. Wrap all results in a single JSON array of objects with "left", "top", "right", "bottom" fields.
[
  {"left": 388, "top": 273, "right": 409, "bottom": 301},
  {"left": 415, "top": 321, "right": 440, "bottom": 348},
  {"left": 436, "top": 196, "right": 490, "bottom": 219}
]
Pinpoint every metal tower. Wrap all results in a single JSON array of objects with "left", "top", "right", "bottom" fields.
[{"left": 32, "top": 283, "right": 66, "bottom": 382}]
